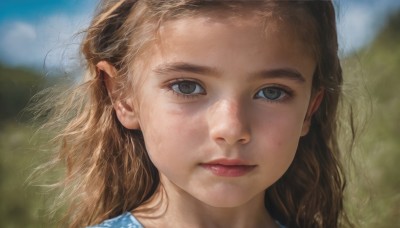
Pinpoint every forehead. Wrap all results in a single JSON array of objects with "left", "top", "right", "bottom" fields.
[
  {"left": 159, "top": 3, "right": 317, "bottom": 51},
  {"left": 154, "top": 9, "right": 316, "bottom": 62},
  {"left": 140, "top": 11, "right": 316, "bottom": 85},
  {"left": 151, "top": 5, "right": 317, "bottom": 58}
]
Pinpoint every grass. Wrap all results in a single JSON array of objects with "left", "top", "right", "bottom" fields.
[
  {"left": 341, "top": 11, "right": 400, "bottom": 226},
  {"left": 0, "top": 122, "right": 55, "bottom": 227}
]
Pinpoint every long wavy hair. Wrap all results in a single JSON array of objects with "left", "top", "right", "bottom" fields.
[{"left": 36, "top": 1, "right": 353, "bottom": 227}]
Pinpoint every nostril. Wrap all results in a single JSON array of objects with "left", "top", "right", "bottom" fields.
[
  {"left": 211, "top": 128, "right": 251, "bottom": 145},
  {"left": 238, "top": 138, "right": 250, "bottom": 144}
]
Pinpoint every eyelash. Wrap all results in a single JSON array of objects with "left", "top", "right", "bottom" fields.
[
  {"left": 254, "top": 85, "right": 293, "bottom": 103},
  {"left": 166, "top": 79, "right": 206, "bottom": 99},
  {"left": 166, "top": 79, "right": 293, "bottom": 102}
]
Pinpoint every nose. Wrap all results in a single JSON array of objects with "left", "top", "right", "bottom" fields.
[{"left": 208, "top": 99, "right": 251, "bottom": 146}]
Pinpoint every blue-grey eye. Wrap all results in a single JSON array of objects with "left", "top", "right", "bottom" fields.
[
  {"left": 171, "top": 81, "right": 204, "bottom": 95},
  {"left": 256, "top": 87, "right": 287, "bottom": 101}
]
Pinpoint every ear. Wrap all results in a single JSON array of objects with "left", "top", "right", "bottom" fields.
[
  {"left": 301, "top": 89, "right": 324, "bottom": 136},
  {"left": 97, "top": 61, "right": 140, "bottom": 130}
]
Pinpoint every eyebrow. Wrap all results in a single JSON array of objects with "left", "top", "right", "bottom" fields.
[
  {"left": 253, "top": 68, "right": 306, "bottom": 83},
  {"left": 153, "top": 62, "right": 219, "bottom": 76},
  {"left": 153, "top": 62, "right": 306, "bottom": 83}
]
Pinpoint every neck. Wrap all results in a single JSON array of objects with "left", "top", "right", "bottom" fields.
[{"left": 133, "top": 175, "right": 278, "bottom": 228}]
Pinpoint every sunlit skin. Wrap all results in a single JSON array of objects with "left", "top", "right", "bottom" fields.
[{"left": 100, "top": 11, "right": 322, "bottom": 228}]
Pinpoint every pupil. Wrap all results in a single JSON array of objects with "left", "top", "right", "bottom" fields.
[
  {"left": 264, "top": 88, "right": 281, "bottom": 100},
  {"left": 179, "top": 82, "right": 196, "bottom": 94}
]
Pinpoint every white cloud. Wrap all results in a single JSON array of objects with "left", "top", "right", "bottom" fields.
[
  {"left": 0, "top": 22, "right": 38, "bottom": 65},
  {"left": 337, "top": 0, "right": 400, "bottom": 55},
  {"left": 0, "top": 11, "right": 91, "bottom": 73},
  {"left": 337, "top": 4, "right": 376, "bottom": 54}
]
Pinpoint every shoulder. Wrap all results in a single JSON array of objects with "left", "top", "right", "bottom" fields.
[{"left": 87, "top": 212, "right": 143, "bottom": 228}]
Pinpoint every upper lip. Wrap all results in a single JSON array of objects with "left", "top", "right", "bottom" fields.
[{"left": 202, "top": 158, "right": 254, "bottom": 166}]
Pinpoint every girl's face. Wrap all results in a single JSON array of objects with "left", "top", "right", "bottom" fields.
[{"left": 134, "top": 13, "right": 318, "bottom": 208}]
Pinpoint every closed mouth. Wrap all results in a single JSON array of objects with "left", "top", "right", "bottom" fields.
[{"left": 200, "top": 159, "right": 256, "bottom": 177}]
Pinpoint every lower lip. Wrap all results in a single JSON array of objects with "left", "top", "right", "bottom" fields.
[{"left": 201, "top": 164, "right": 256, "bottom": 177}]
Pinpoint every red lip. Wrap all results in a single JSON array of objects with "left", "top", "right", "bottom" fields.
[{"left": 201, "top": 159, "right": 256, "bottom": 177}]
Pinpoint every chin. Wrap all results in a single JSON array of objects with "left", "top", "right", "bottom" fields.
[{"left": 195, "top": 190, "right": 260, "bottom": 209}]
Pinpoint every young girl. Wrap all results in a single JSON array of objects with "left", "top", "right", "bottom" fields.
[{"left": 40, "top": 0, "right": 353, "bottom": 227}]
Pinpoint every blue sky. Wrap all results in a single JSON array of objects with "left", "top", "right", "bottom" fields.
[
  {"left": 0, "top": 0, "right": 89, "bottom": 21},
  {"left": 1, "top": 0, "right": 400, "bottom": 71}
]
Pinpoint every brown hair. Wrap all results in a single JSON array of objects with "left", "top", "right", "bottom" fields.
[{"left": 37, "top": 1, "right": 353, "bottom": 227}]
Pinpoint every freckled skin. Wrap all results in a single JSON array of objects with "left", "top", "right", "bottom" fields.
[{"left": 132, "top": 14, "right": 318, "bottom": 228}]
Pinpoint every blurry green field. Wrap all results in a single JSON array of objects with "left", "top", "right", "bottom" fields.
[
  {"left": 0, "top": 123, "right": 55, "bottom": 227},
  {"left": 342, "top": 11, "right": 400, "bottom": 227},
  {"left": 1, "top": 10, "right": 399, "bottom": 228}
]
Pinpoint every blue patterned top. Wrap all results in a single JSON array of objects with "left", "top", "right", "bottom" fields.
[
  {"left": 88, "top": 213, "right": 143, "bottom": 228},
  {"left": 88, "top": 212, "right": 286, "bottom": 228}
]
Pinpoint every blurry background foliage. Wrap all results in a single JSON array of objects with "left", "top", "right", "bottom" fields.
[{"left": 0, "top": 9, "right": 400, "bottom": 228}]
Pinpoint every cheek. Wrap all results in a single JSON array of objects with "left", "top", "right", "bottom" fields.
[
  {"left": 254, "top": 107, "right": 306, "bottom": 164},
  {"left": 273, "top": 115, "right": 304, "bottom": 146},
  {"left": 256, "top": 105, "right": 306, "bottom": 140},
  {"left": 139, "top": 103, "right": 206, "bottom": 163},
  {"left": 255, "top": 125, "right": 301, "bottom": 182}
]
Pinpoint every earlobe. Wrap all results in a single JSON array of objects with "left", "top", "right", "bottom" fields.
[
  {"left": 113, "top": 99, "right": 141, "bottom": 130},
  {"left": 97, "top": 61, "right": 140, "bottom": 130},
  {"left": 301, "top": 89, "right": 324, "bottom": 136}
]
